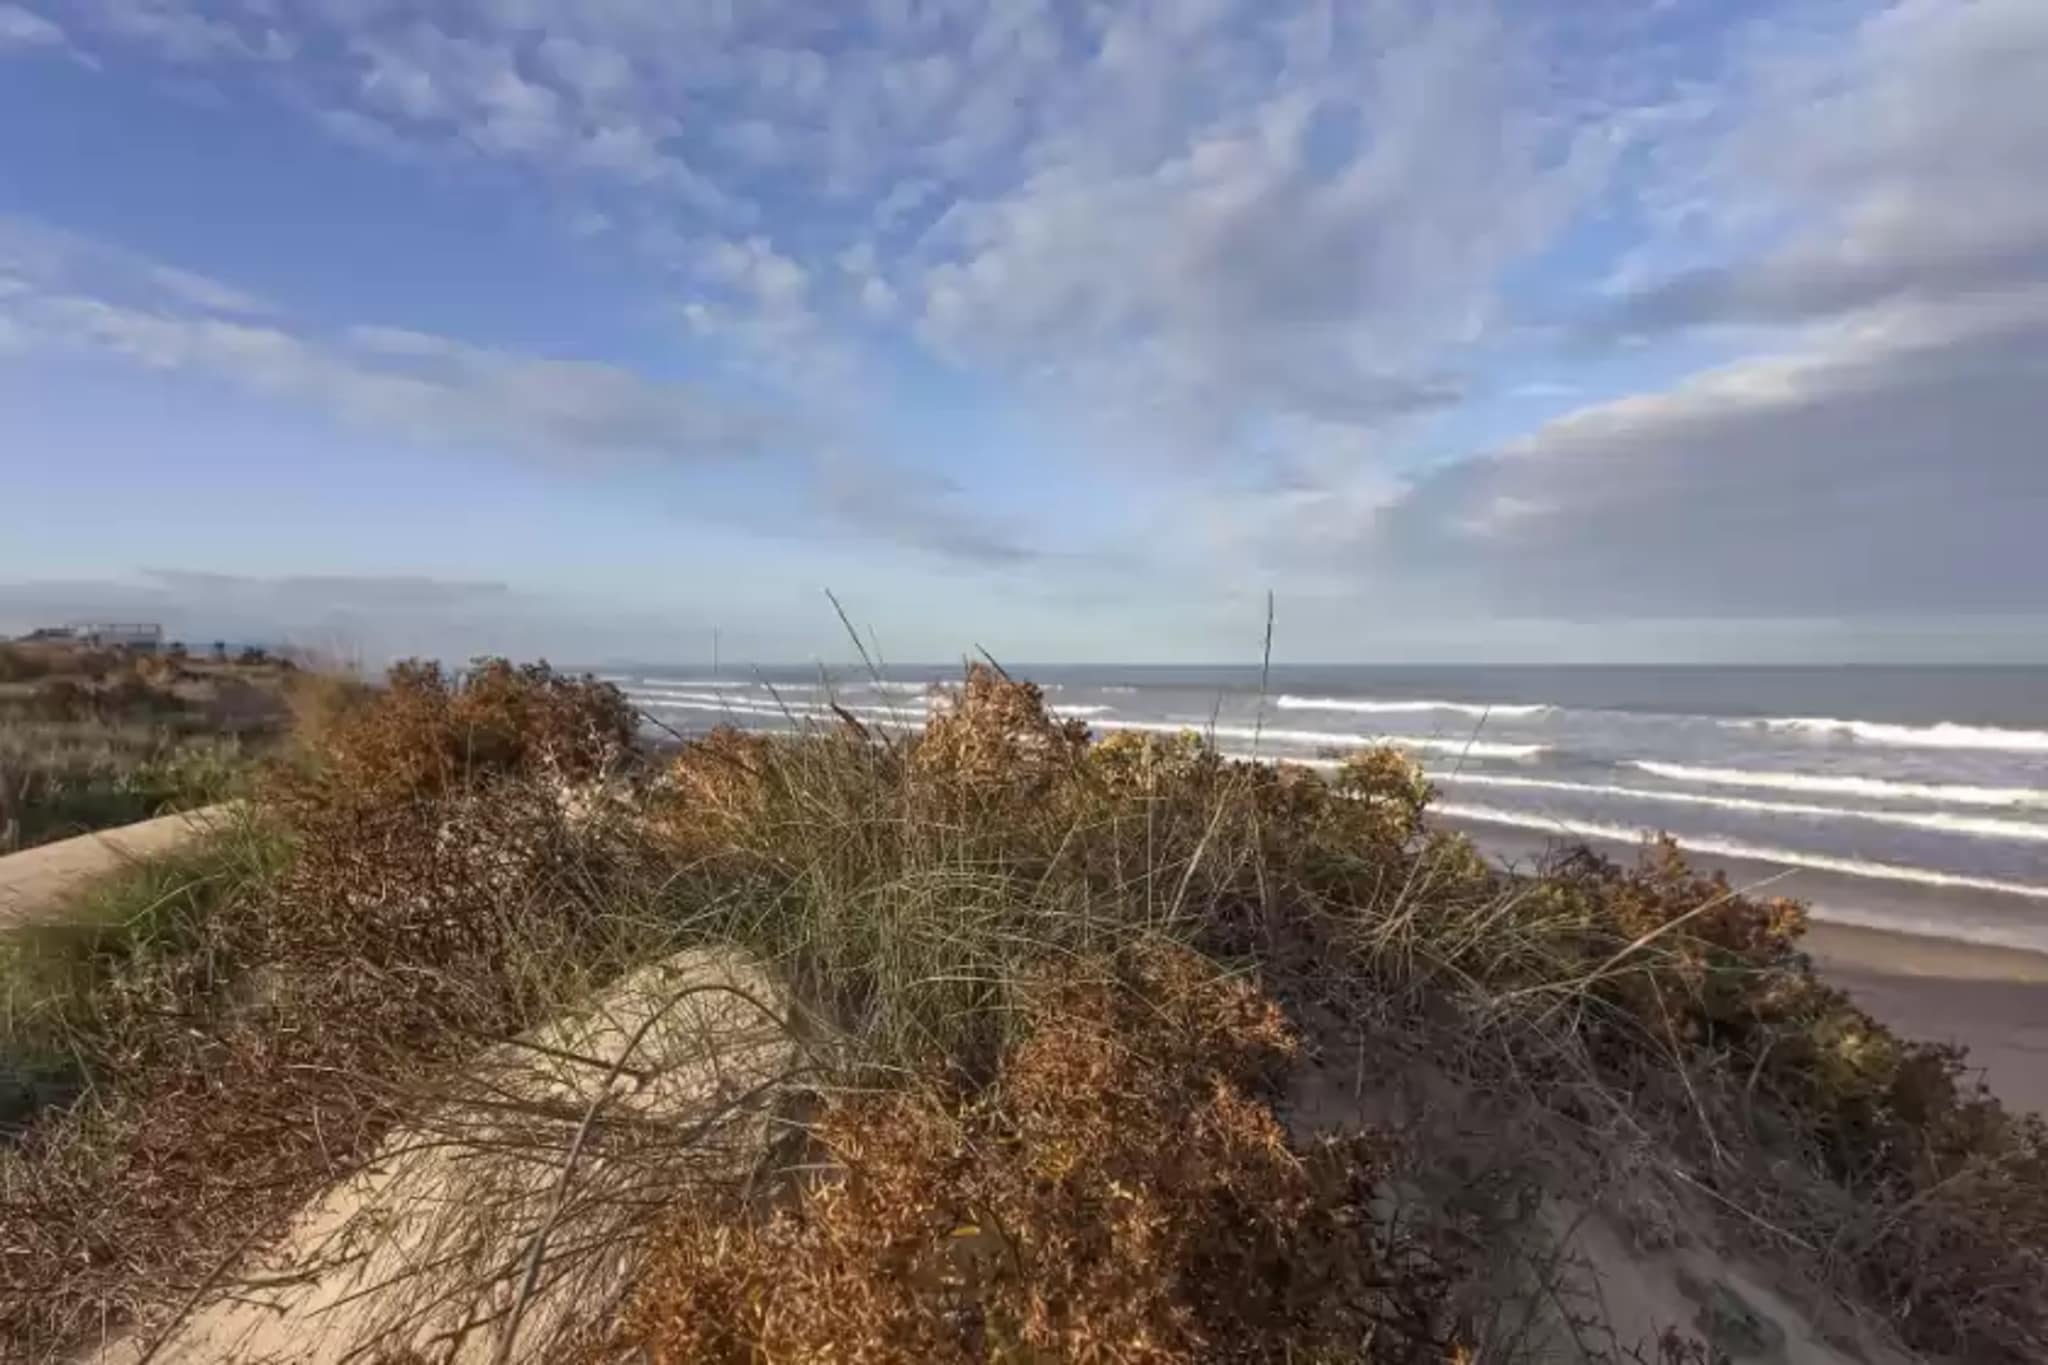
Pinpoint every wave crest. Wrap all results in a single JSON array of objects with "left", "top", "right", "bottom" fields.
[
  {"left": 1438, "top": 772, "right": 2048, "bottom": 842},
  {"left": 1431, "top": 803, "right": 2048, "bottom": 902},
  {"left": 1631, "top": 761, "right": 2048, "bottom": 808},
  {"left": 1277, "top": 695, "right": 1548, "bottom": 719},
  {"left": 1099, "top": 718, "right": 1545, "bottom": 761},
  {"left": 1730, "top": 716, "right": 2048, "bottom": 754}
]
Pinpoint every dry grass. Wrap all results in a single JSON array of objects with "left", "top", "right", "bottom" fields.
[
  {"left": 636, "top": 665, "right": 2048, "bottom": 1362},
  {"left": 0, "top": 659, "right": 2042, "bottom": 1362},
  {"left": 0, "top": 718, "right": 245, "bottom": 852},
  {"left": 0, "top": 650, "right": 295, "bottom": 852},
  {"left": 0, "top": 660, "right": 647, "bottom": 1355}
]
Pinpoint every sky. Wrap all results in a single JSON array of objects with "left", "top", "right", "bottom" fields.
[{"left": 1, "top": 0, "right": 2044, "bottom": 666}]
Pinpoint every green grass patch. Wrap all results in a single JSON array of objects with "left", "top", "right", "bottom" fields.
[{"left": 0, "top": 815, "right": 291, "bottom": 1132}]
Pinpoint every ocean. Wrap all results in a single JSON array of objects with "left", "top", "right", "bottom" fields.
[{"left": 603, "top": 664, "right": 2048, "bottom": 955}]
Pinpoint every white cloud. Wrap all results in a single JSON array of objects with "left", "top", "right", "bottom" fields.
[
  {"left": 714, "top": 118, "right": 788, "bottom": 168},
  {"left": 353, "top": 32, "right": 451, "bottom": 122},
  {"left": 1157, "top": 0, "right": 2048, "bottom": 626},
  {"left": 0, "top": 216, "right": 274, "bottom": 316},
  {"left": 145, "top": 263, "right": 272, "bottom": 315},
  {"left": 0, "top": 218, "right": 1036, "bottom": 573},
  {"left": 910, "top": 4, "right": 1614, "bottom": 463},
  {"left": 1309, "top": 0, "right": 2048, "bottom": 622},
  {"left": 533, "top": 34, "right": 633, "bottom": 103},
  {"left": 0, "top": 221, "right": 788, "bottom": 467},
  {"left": 0, "top": 4, "right": 63, "bottom": 48},
  {"left": 1369, "top": 286, "right": 2048, "bottom": 616},
  {"left": 32, "top": 3, "right": 1630, "bottom": 479},
  {"left": 1613, "top": 0, "right": 2048, "bottom": 334},
  {"left": 702, "top": 235, "right": 809, "bottom": 312},
  {"left": 77, "top": 0, "right": 288, "bottom": 63},
  {"left": 27, "top": 0, "right": 2048, "bottom": 640},
  {"left": 813, "top": 451, "right": 1039, "bottom": 566},
  {"left": 858, "top": 276, "right": 897, "bottom": 319}
]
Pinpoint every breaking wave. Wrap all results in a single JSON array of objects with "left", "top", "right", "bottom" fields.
[
  {"left": 1432, "top": 803, "right": 2048, "bottom": 902},
  {"left": 1730, "top": 716, "right": 2048, "bottom": 754},
  {"left": 1276, "top": 695, "right": 1549, "bottom": 719},
  {"left": 1630, "top": 761, "right": 2048, "bottom": 809}
]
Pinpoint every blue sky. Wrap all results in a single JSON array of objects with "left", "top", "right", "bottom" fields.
[{"left": 2, "top": 0, "right": 2043, "bottom": 665}]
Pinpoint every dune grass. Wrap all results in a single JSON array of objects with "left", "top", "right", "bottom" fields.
[
  {"left": 0, "top": 717, "right": 252, "bottom": 852},
  {"left": 0, "top": 659, "right": 2041, "bottom": 1362},
  {"left": 0, "top": 646, "right": 298, "bottom": 852},
  {"left": 0, "top": 812, "right": 292, "bottom": 1132}
]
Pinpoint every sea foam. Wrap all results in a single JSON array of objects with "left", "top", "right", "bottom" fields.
[
  {"left": 1730, "top": 716, "right": 2048, "bottom": 754},
  {"left": 1631, "top": 761, "right": 2048, "bottom": 808},
  {"left": 1277, "top": 695, "right": 1549, "bottom": 719},
  {"left": 1432, "top": 803, "right": 2048, "bottom": 901}
]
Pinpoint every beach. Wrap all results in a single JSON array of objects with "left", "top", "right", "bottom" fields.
[{"left": 1804, "top": 923, "right": 2048, "bottom": 1114}]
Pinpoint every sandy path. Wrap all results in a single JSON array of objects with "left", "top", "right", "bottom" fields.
[{"left": 0, "top": 806, "right": 231, "bottom": 927}]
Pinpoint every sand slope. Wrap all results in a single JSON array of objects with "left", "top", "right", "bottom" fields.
[
  {"left": 94, "top": 948, "right": 798, "bottom": 1364},
  {"left": 0, "top": 807, "right": 230, "bottom": 927}
]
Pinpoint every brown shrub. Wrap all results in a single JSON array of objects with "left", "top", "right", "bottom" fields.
[
  {"left": 282, "top": 666, "right": 376, "bottom": 747},
  {"left": 620, "top": 947, "right": 1464, "bottom": 1364},
  {"left": 650, "top": 723, "right": 783, "bottom": 856},
  {"left": 0, "top": 644, "right": 53, "bottom": 684},
  {"left": 1496, "top": 841, "right": 2048, "bottom": 1361},
  {"left": 284, "top": 657, "right": 634, "bottom": 808},
  {"left": 911, "top": 663, "right": 1089, "bottom": 797},
  {"left": 643, "top": 667, "right": 2048, "bottom": 1360},
  {"left": 257, "top": 659, "right": 653, "bottom": 1015},
  {"left": 16, "top": 656, "right": 2042, "bottom": 1362},
  {"left": 0, "top": 662, "right": 646, "bottom": 1354}
]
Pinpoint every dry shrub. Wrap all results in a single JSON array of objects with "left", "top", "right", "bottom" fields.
[
  {"left": 285, "top": 657, "right": 634, "bottom": 807},
  {"left": 1452, "top": 841, "right": 2048, "bottom": 1362},
  {"left": 260, "top": 656, "right": 648, "bottom": 982},
  {"left": 282, "top": 665, "right": 376, "bottom": 746},
  {"left": 0, "top": 661, "right": 647, "bottom": 1355},
  {"left": 622, "top": 946, "right": 1463, "bottom": 1364},
  {"left": 911, "top": 664, "right": 1090, "bottom": 797},
  {"left": 14, "top": 657, "right": 2045, "bottom": 1362},
  {"left": 631, "top": 668, "right": 2048, "bottom": 1360},
  {"left": 642, "top": 670, "right": 1439, "bottom": 1076},
  {"left": 0, "top": 643, "right": 54, "bottom": 683},
  {"left": 0, "top": 978, "right": 396, "bottom": 1349},
  {"left": 651, "top": 723, "right": 795, "bottom": 856}
]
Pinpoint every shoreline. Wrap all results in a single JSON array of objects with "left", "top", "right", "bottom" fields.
[{"left": 1802, "top": 922, "right": 2048, "bottom": 1113}]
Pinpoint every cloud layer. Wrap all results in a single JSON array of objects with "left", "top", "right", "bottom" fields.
[
  {"left": 1362, "top": 0, "right": 2048, "bottom": 620},
  {"left": 0, "top": 217, "right": 786, "bottom": 465},
  {"left": 2, "top": 0, "right": 2045, "bottom": 655}
]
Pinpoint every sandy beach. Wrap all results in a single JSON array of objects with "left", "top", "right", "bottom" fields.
[{"left": 1804, "top": 922, "right": 2048, "bottom": 1114}]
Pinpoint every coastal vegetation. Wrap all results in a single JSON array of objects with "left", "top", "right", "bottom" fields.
[
  {"left": 0, "top": 659, "right": 2042, "bottom": 1362},
  {"left": 0, "top": 640, "right": 296, "bottom": 852}
]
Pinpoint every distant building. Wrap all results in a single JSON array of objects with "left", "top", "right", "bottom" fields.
[{"left": 65, "top": 622, "right": 166, "bottom": 652}]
